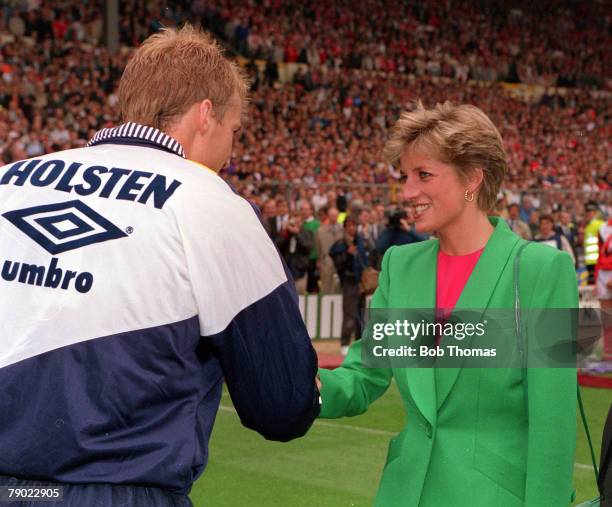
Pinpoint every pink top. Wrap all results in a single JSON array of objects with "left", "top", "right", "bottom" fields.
[
  {"left": 436, "top": 247, "right": 484, "bottom": 310},
  {"left": 435, "top": 247, "right": 484, "bottom": 345}
]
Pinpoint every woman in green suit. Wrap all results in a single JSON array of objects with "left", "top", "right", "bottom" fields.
[{"left": 318, "top": 102, "right": 578, "bottom": 506}]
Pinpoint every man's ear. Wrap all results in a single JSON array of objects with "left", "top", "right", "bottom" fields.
[{"left": 197, "top": 99, "right": 214, "bottom": 135}]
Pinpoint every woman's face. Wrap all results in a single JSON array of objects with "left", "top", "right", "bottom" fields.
[
  {"left": 401, "top": 147, "right": 472, "bottom": 235},
  {"left": 539, "top": 219, "right": 554, "bottom": 236},
  {"left": 345, "top": 220, "right": 357, "bottom": 237}
]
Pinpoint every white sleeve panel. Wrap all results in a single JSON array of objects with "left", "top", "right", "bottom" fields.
[{"left": 171, "top": 166, "right": 288, "bottom": 336}]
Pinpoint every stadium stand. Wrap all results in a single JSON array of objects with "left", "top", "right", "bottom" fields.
[{"left": 0, "top": 0, "right": 610, "bottom": 280}]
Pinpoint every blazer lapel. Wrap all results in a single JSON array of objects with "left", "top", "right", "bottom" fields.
[
  {"left": 435, "top": 217, "right": 521, "bottom": 410},
  {"left": 398, "top": 239, "right": 438, "bottom": 426}
]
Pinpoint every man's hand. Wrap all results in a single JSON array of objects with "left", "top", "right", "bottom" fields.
[
  {"left": 286, "top": 220, "right": 300, "bottom": 235},
  {"left": 399, "top": 218, "right": 410, "bottom": 231}
]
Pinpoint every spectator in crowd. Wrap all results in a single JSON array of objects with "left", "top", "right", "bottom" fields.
[
  {"left": 528, "top": 210, "right": 541, "bottom": 239},
  {"left": 264, "top": 56, "right": 279, "bottom": 87},
  {"left": 534, "top": 214, "right": 576, "bottom": 265},
  {"left": 277, "top": 214, "right": 314, "bottom": 294},
  {"left": 300, "top": 201, "right": 321, "bottom": 292},
  {"left": 329, "top": 216, "right": 368, "bottom": 355},
  {"left": 311, "top": 187, "right": 328, "bottom": 212},
  {"left": 584, "top": 201, "right": 605, "bottom": 284},
  {"left": 315, "top": 206, "right": 343, "bottom": 293},
  {"left": 596, "top": 217, "right": 612, "bottom": 361},
  {"left": 596, "top": 217, "right": 612, "bottom": 314},
  {"left": 519, "top": 196, "right": 536, "bottom": 224},
  {"left": 557, "top": 210, "right": 577, "bottom": 255},
  {"left": 275, "top": 198, "right": 290, "bottom": 231},
  {"left": 261, "top": 198, "right": 279, "bottom": 238},
  {"left": 506, "top": 203, "right": 532, "bottom": 240},
  {"left": 494, "top": 194, "right": 509, "bottom": 219},
  {"left": 376, "top": 208, "right": 426, "bottom": 258},
  {"left": 357, "top": 208, "right": 377, "bottom": 256},
  {"left": 370, "top": 204, "right": 386, "bottom": 238},
  {"left": 245, "top": 59, "right": 260, "bottom": 91}
]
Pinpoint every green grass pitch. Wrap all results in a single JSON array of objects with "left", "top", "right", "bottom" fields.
[{"left": 190, "top": 382, "right": 611, "bottom": 506}]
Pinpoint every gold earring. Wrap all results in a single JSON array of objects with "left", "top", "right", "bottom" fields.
[{"left": 464, "top": 190, "right": 474, "bottom": 202}]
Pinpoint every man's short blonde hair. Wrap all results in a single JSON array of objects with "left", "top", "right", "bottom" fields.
[
  {"left": 118, "top": 24, "right": 248, "bottom": 131},
  {"left": 384, "top": 102, "right": 507, "bottom": 211}
]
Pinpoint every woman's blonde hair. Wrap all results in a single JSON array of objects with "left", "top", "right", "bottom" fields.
[
  {"left": 384, "top": 102, "right": 507, "bottom": 211},
  {"left": 118, "top": 24, "right": 248, "bottom": 131}
]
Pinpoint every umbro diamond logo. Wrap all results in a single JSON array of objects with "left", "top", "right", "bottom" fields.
[{"left": 2, "top": 200, "right": 128, "bottom": 254}]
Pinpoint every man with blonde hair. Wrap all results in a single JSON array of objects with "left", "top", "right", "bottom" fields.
[{"left": 0, "top": 25, "right": 320, "bottom": 506}]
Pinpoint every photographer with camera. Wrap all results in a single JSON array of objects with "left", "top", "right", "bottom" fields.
[
  {"left": 277, "top": 214, "right": 314, "bottom": 294},
  {"left": 376, "top": 206, "right": 427, "bottom": 259},
  {"left": 329, "top": 216, "right": 369, "bottom": 355}
]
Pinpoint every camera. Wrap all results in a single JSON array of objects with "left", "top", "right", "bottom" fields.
[{"left": 388, "top": 209, "right": 407, "bottom": 229}]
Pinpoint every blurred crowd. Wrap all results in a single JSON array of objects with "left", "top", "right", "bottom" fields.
[
  {"left": 196, "top": 0, "right": 610, "bottom": 90},
  {"left": 7, "top": 0, "right": 608, "bottom": 90},
  {"left": 258, "top": 191, "right": 610, "bottom": 292},
  {"left": 47, "top": 0, "right": 607, "bottom": 89},
  {"left": 229, "top": 73, "right": 611, "bottom": 218},
  {"left": 1, "top": 0, "right": 610, "bottom": 284}
]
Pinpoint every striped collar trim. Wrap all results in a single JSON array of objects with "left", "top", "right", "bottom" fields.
[{"left": 87, "top": 122, "right": 186, "bottom": 158}]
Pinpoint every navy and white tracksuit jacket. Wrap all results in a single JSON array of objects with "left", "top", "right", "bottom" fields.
[{"left": 0, "top": 123, "right": 320, "bottom": 505}]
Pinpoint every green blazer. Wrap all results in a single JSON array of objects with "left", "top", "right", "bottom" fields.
[{"left": 319, "top": 217, "right": 578, "bottom": 507}]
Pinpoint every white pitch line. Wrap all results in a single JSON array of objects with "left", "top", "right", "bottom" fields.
[
  {"left": 217, "top": 404, "right": 395, "bottom": 436},
  {"left": 314, "top": 420, "right": 396, "bottom": 436},
  {"left": 574, "top": 463, "right": 594, "bottom": 470},
  {"left": 217, "top": 404, "right": 595, "bottom": 469}
]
